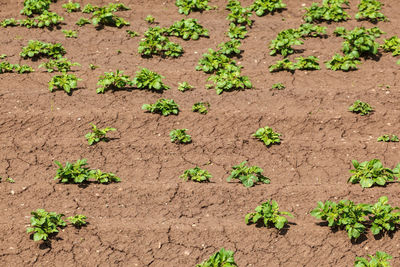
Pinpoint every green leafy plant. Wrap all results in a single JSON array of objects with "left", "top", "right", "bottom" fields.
[
  {"left": 269, "top": 29, "right": 303, "bottom": 57},
  {"left": 89, "top": 64, "right": 98, "bottom": 70},
  {"left": 0, "top": 61, "right": 15, "bottom": 73},
  {"left": 377, "top": 135, "right": 399, "bottom": 142},
  {"left": 20, "top": 40, "right": 66, "bottom": 59},
  {"left": 381, "top": 36, "right": 400, "bottom": 56},
  {"left": 0, "top": 18, "right": 19, "bottom": 27},
  {"left": 192, "top": 102, "right": 210, "bottom": 114},
  {"left": 89, "top": 169, "right": 121, "bottom": 184},
  {"left": 269, "top": 58, "right": 295, "bottom": 72},
  {"left": 294, "top": 56, "right": 320, "bottom": 70},
  {"left": 253, "top": 126, "right": 281, "bottom": 147},
  {"left": 142, "top": 98, "right": 180, "bottom": 116},
  {"left": 207, "top": 67, "right": 252, "bottom": 95},
  {"left": 62, "top": 1, "right": 80, "bottom": 13},
  {"left": 325, "top": 53, "right": 361, "bottom": 71},
  {"left": 132, "top": 68, "right": 169, "bottom": 91},
  {"left": 49, "top": 73, "right": 81, "bottom": 94},
  {"left": 175, "top": 0, "right": 213, "bottom": 15},
  {"left": 303, "top": 0, "right": 350, "bottom": 23},
  {"left": 297, "top": 23, "right": 327, "bottom": 37},
  {"left": 196, "top": 248, "right": 237, "bottom": 267},
  {"left": 348, "top": 100, "right": 373, "bottom": 115},
  {"left": 227, "top": 161, "right": 270, "bottom": 187},
  {"left": 97, "top": 70, "right": 132, "bottom": 93},
  {"left": 170, "top": 129, "right": 192, "bottom": 144},
  {"left": 246, "top": 200, "right": 293, "bottom": 229},
  {"left": 126, "top": 30, "right": 139, "bottom": 37},
  {"left": 227, "top": 23, "right": 247, "bottom": 39},
  {"left": 82, "top": 3, "right": 98, "bottom": 13},
  {"left": 0, "top": 62, "right": 34, "bottom": 74},
  {"left": 196, "top": 49, "right": 234, "bottom": 73},
  {"left": 85, "top": 123, "right": 116, "bottom": 146},
  {"left": 20, "top": 0, "right": 52, "bottom": 16},
  {"left": 138, "top": 27, "right": 183, "bottom": 57},
  {"left": 76, "top": 17, "right": 91, "bottom": 26},
  {"left": 348, "top": 159, "right": 400, "bottom": 188},
  {"left": 29, "top": 11, "right": 64, "bottom": 28},
  {"left": 6, "top": 177, "right": 15, "bottom": 183},
  {"left": 27, "top": 209, "right": 66, "bottom": 241},
  {"left": 145, "top": 15, "right": 155, "bottom": 24},
  {"left": 178, "top": 81, "right": 193, "bottom": 92},
  {"left": 67, "top": 215, "right": 87, "bottom": 227},
  {"left": 355, "top": 251, "right": 392, "bottom": 267},
  {"left": 39, "top": 58, "right": 80, "bottom": 73},
  {"left": 91, "top": 4, "right": 130, "bottom": 28},
  {"left": 226, "top": 4, "right": 252, "bottom": 27},
  {"left": 271, "top": 83, "right": 285, "bottom": 90},
  {"left": 250, "top": 0, "right": 286, "bottom": 16},
  {"left": 167, "top": 18, "right": 209, "bottom": 40},
  {"left": 218, "top": 39, "right": 242, "bottom": 56},
  {"left": 355, "top": 0, "right": 386, "bottom": 22},
  {"left": 368, "top": 196, "right": 400, "bottom": 235},
  {"left": 180, "top": 167, "right": 212, "bottom": 182},
  {"left": 62, "top": 29, "right": 77, "bottom": 38},
  {"left": 0, "top": 54, "right": 7, "bottom": 59}
]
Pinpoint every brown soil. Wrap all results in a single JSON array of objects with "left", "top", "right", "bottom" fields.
[{"left": 1, "top": 0, "right": 400, "bottom": 266}]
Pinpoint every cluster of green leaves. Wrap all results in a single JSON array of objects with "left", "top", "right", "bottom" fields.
[
  {"left": 91, "top": 4, "right": 130, "bottom": 28},
  {"left": 250, "top": 0, "right": 286, "bottom": 17},
  {"left": 0, "top": 176, "right": 15, "bottom": 183},
  {"left": 170, "top": 129, "right": 192, "bottom": 144},
  {"left": 142, "top": 98, "right": 180, "bottom": 116},
  {"left": 175, "top": 0, "right": 213, "bottom": 15},
  {"left": 269, "top": 56, "right": 320, "bottom": 72},
  {"left": 82, "top": 3, "right": 98, "bottom": 13},
  {"left": 67, "top": 215, "right": 87, "bottom": 227},
  {"left": 227, "top": 23, "right": 248, "bottom": 39},
  {"left": 196, "top": 248, "right": 237, "bottom": 267},
  {"left": 348, "top": 159, "right": 400, "bottom": 188},
  {"left": 246, "top": 200, "right": 293, "bottom": 229},
  {"left": 133, "top": 68, "right": 170, "bottom": 91},
  {"left": 76, "top": 17, "right": 91, "bottom": 26},
  {"left": 20, "top": 40, "right": 66, "bottom": 59},
  {"left": 196, "top": 49, "right": 234, "bottom": 73},
  {"left": 145, "top": 15, "right": 155, "bottom": 24},
  {"left": 39, "top": 58, "right": 80, "bottom": 73},
  {"left": 27, "top": 209, "right": 66, "bottom": 241},
  {"left": 348, "top": 100, "right": 373, "bottom": 115},
  {"left": 303, "top": 0, "right": 350, "bottom": 23},
  {"left": 20, "top": 0, "right": 55, "bottom": 16},
  {"left": 167, "top": 18, "right": 209, "bottom": 40},
  {"left": 253, "top": 126, "right": 281, "bottom": 147},
  {"left": 218, "top": 39, "right": 242, "bottom": 56},
  {"left": 377, "top": 134, "right": 399, "bottom": 142},
  {"left": 85, "top": 124, "right": 116, "bottom": 146},
  {"left": 54, "top": 159, "right": 121, "bottom": 184},
  {"left": 62, "top": 29, "right": 77, "bottom": 38},
  {"left": 62, "top": 1, "right": 80, "bottom": 13},
  {"left": 180, "top": 167, "right": 211, "bottom": 182},
  {"left": 226, "top": 1, "right": 252, "bottom": 27},
  {"left": 355, "top": 251, "right": 392, "bottom": 267},
  {"left": 271, "top": 83, "right": 285, "bottom": 90},
  {"left": 227, "top": 161, "right": 270, "bottom": 187},
  {"left": 49, "top": 73, "right": 81, "bottom": 94},
  {"left": 1, "top": 12, "right": 64, "bottom": 29},
  {"left": 178, "top": 81, "right": 193, "bottom": 92},
  {"left": 381, "top": 36, "right": 400, "bottom": 56},
  {"left": 126, "top": 29, "right": 139, "bottom": 38},
  {"left": 0, "top": 18, "right": 19, "bottom": 27},
  {"left": 355, "top": 0, "right": 386, "bottom": 22},
  {"left": 192, "top": 102, "right": 210, "bottom": 114},
  {"left": 0, "top": 61, "right": 34, "bottom": 74},
  {"left": 97, "top": 70, "right": 132, "bottom": 93},
  {"left": 325, "top": 54, "right": 361, "bottom": 71},
  {"left": 138, "top": 27, "right": 183, "bottom": 57},
  {"left": 311, "top": 196, "right": 400, "bottom": 239}
]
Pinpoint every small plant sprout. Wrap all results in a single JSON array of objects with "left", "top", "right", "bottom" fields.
[
  {"left": 0, "top": 54, "right": 7, "bottom": 59},
  {"left": 349, "top": 100, "right": 373, "bottom": 115},
  {"left": 145, "top": 15, "right": 155, "bottom": 24},
  {"left": 85, "top": 124, "right": 116, "bottom": 146},
  {"left": 6, "top": 177, "right": 15, "bottom": 183},
  {"left": 170, "top": 129, "right": 192, "bottom": 144},
  {"left": 178, "top": 81, "right": 193, "bottom": 92},
  {"left": 67, "top": 215, "right": 87, "bottom": 227},
  {"left": 89, "top": 64, "right": 99, "bottom": 70},
  {"left": 62, "top": 1, "right": 80, "bottom": 13},
  {"left": 180, "top": 167, "right": 212, "bottom": 182},
  {"left": 253, "top": 126, "right": 281, "bottom": 147},
  {"left": 227, "top": 161, "right": 270, "bottom": 187},
  {"left": 27, "top": 209, "right": 66, "bottom": 241},
  {"left": 39, "top": 58, "right": 80, "bottom": 73},
  {"left": 377, "top": 135, "right": 399, "bottom": 142},
  {"left": 89, "top": 169, "right": 121, "bottom": 184},
  {"left": 126, "top": 30, "right": 139, "bottom": 37},
  {"left": 97, "top": 70, "right": 132, "bottom": 93},
  {"left": 76, "top": 17, "right": 91, "bottom": 26},
  {"left": 192, "top": 102, "right": 210, "bottom": 114},
  {"left": 246, "top": 200, "right": 293, "bottom": 230},
  {"left": 167, "top": 18, "right": 209, "bottom": 40},
  {"left": 196, "top": 248, "right": 238, "bottom": 267},
  {"left": 271, "top": 83, "right": 285, "bottom": 90},
  {"left": 250, "top": 0, "right": 286, "bottom": 17},
  {"left": 20, "top": 40, "right": 66, "bottom": 59},
  {"left": 142, "top": 98, "right": 180, "bottom": 116},
  {"left": 49, "top": 73, "right": 81, "bottom": 94},
  {"left": 175, "top": 0, "right": 214, "bottom": 15},
  {"left": 355, "top": 251, "right": 392, "bottom": 267},
  {"left": 133, "top": 68, "right": 170, "bottom": 91},
  {"left": 62, "top": 29, "right": 78, "bottom": 38}
]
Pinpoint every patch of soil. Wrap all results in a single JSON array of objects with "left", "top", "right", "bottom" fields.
[{"left": 0, "top": 0, "right": 400, "bottom": 266}]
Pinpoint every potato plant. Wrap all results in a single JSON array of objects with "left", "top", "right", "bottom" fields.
[
  {"left": 271, "top": 83, "right": 285, "bottom": 90},
  {"left": 178, "top": 81, "right": 193, "bottom": 92},
  {"left": 381, "top": 36, "right": 400, "bottom": 56},
  {"left": 62, "top": 1, "right": 80, "bottom": 13},
  {"left": 20, "top": 0, "right": 54, "bottom": 16},
  {"left": 218, "top": 39, "right": 242, "bottom": 56},
  {"left": 76, "top": 17, "right": 91, "bottom": 26},
  {"left": 207, "top": 67, "right": 252, "bottom": 95},
  {"left": 145, "top": 15, "right": 155, "bottom": 24},
  {"left": 349, "top": 100, "right": 373, "bottom": 115},
  {"left": 133, "top": 68, "right": 170, "bottom": 91},
  {"left": 49, "top": 73, "right": 81, "bottom": 94},
  {"left": 67, "top": 215, "right": 87, "bottom": 227},
  {"left": 20, "top": 40, "right": 66, "bottom": 59},
  {"left": 303, "top": 0, "right": 350, "bottom": 23},
  {"left": 0, "top": 61, "right": 34, "bottom": 74},
  {"left": 175, "top": 0, "right": 213, "bottom": 15},
  {"left": 0, "top": 18, "right": 19, "bottom": 27},
  {"left": 62, "top": 30, "right": 77, "bottom": 38},
  {"left": 24, "top": 11, "right": 64, "bottom": 29},
  {"left": 126, "top": 30, "right": 139, "bottom": 38},
  {"left": 377, "top": 135, "right": 399, "bottom": 142},
  {"left": 167, "top": 18, "right": 209, "bottom": 40},
  {"left": 27, "top": 209, "right": 66, "bottom": 241},
  {"left": 355, "top": 0, "right": 386, "bottom": 22},
  {"left": 253, "top": 126, "right": 281, "bottom": 147},
  {"left": 85, "top": 124, "right": 116, "bottom": 146},
  {"left": 142, "top": 98, "right": 180, "bottom": 116},
  {"left": 91, "top": 4, "right": 130, "bottom": 28},
  {"left": 294, "top": 56, "right": 320, "bottom": 70},
  {"left": 355, "top": 251, "right": 392, "bottom": 267},
  {"left": 180, "top": 167, "right": 212, "bottom": 182},
  {"left": 250, "top": 0, "right": 286, "bottom": 17},
  {"left": 196, "top": 248, "right": 237, "bottom": 267},
  {"left": 226, "top": 3, "right": 252, "bottom": 27},
  {"left": 138, "top": 27, "right": 183, "bottom": 58},
  {"left": 227, "top": 23, "right": 247, "bottom": 39},
  {"left": 269, "top": 58, "right": 295, "bottom": 72},
  {"left": 269, "top": 29, "right": 303, "bottom": 57},
  {"left": 325, "top": 54, "right": 361, "bottom": 71},
  {"left": 246, "top": 200, "right": 293, "bottom": 230},
  {"left": 170, "top": 129, "right": 192, "bottom": 144},
  {"left": 227, "top": 161, "right": 270, "bottom": 187},
  {"left": 97, "top": 70, "right": 132, "bottom": 94},
  {"left": 192, "top": 102, "right": 210, "bottom": 114},
  {"left": 39, "top": 58, "right": 80, "bottom": 73}
]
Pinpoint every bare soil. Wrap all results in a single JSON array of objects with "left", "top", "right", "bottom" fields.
[{"left": 1, "top": 0, "right": 400, "bottom": 266}]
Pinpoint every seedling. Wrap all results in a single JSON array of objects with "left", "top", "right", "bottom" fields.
[
  {"left": 0, "top": 54, "right": 7, "bottom": 59},
  {"left": 91, "top": 4, "right": 130, "bottom": 28},
  {"left": 175, "top": 0, "right": 213, "bottom": 15},
  {"left": 89, "top": 64, "right": 98, "bottom": 70},
  {"left": 253, "top": 126, "right": 281, "bottom": 147},
  {"left": 246, "top": 200, "right": 293, "bottom": 230},
  {"left": 142, "top": 98, "right": 180, "bottom": 116},
  {"left": 381, "top": 36, "right": 400, "bottom": 56},
  {"left": 196, "top": 49, "right": 234, "bottom": 74},
  {"left": 39, "top": 58, "right": 80, "bottom": 73},
  {"left": 82, "top": 3, "right": 98, "bottom": 13},
  {"left": 271, "top": 83, "right": 285, "bottom": 90},
  {"left": 348, "top": 159, "right": 400, "bottom": 188},
  {"left": 325, "top": 54, "right": 361, "bottom": 71},
  {"left": 27, "top": 209, "right": 66, "bottom": 241},
  {"left": 227, "top": 161, "right": 270, "bottom": 187},
  {"left": 67, "top": 215, "right": 87, "bottom": 227},
  {"left": 227, "top": 23, "right": 247, "bottom": 39},
  {"left": 89, "top": 169, "right": 121, "bottom": 184},
  {"left": 167, "top": 18, "right": 209, "bottom": 40},
  {"left": 62, "top": 30, "right": 77, "bottom": 38},
  {"left": 218, "top": 39, "right": 241, "bottom": 56},
  {"left": 377, "top": 135, "right": 399, "bottom": 142},
  {"left": 180, "top": 167, "right": 211, "bottom": 182},
  {"left": 294, "top": 56, "right": 320, "bottom": 70},
  {"left": 250, "top": 0, "right": 286, "bottom": 16},
  {"left": 49, "top": 73, "right": 81, "bottom": 94},
  {"left": 20, "top": 40, "right": 66, "bottom": 59},
  {"left": 192, "top": 102, "right": 210, "bottom": 114},
  {"left": 269, "top": 28, "right": 303, "bottom": 57},
  {"left": 303, "top": 0, "right": 350, "bottom": 23},
  {"left": 76, "top": 17, "right": 91, "bottom": 26},
  {"left": 62, "top": 1, "right": 80, "bottom": 13},
  {"left": 196, "top": 248, "right": 237, "bottom": 267},
  {"left": 20, "top": 0, "right": 52, "bottom": 16},
  {"left": 207, "top": 68, "right": 252, "bottom": 95},
  {"left": 349, "top": 100, "right": 373, "bottom": 115},
  {"left": 126, "top": 30, "right": 139, "bottom": 38},
  {"left": 178, "top": 81, "right": 193, "bottom": 92},
  {"left": 85, "top": 123, "right": 116, "bottom": 146},
  {"left": 138, "top": 27, "right": 183, "bottom": 58},
  {"left": 6, "top": 177, "right": 15, "bottom": 183},
  {"left": 145, "top": 15, "right": 155, "bottom": 24},
  {"left": 133, "top": 68, "right": 169, "bottom": 91},
  {"left": 355, "top": 251, "right": 392, "bottom": 267},
  {"left": 26, "top": 11, "right": 64, "bottom": 28},
  {"left": 269, "top": 58, "right": 295, "bottom": 72},
  {"left": 297, "top": 23, "right": 327, "bottom": 38},
  {"left": 170, "top": 129, "right": 192, "bottom": 144},
  {"left": 97, "top": 70, "right": 132, "bottom": 93},
  {"left": 369, "top": 196, "right": 400, "bottom": 235},
  {"left": 1, "top": 18, "right": 19, "bottom": 27},
  {"left": 1, "top": 62, "right": 34, "bottom": 74},
  {"left": 355, "top": 0, "right": 386, "bottom": 22},
  {"left": 226, "top": 4, "right": 252, "bottom": 26}
]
